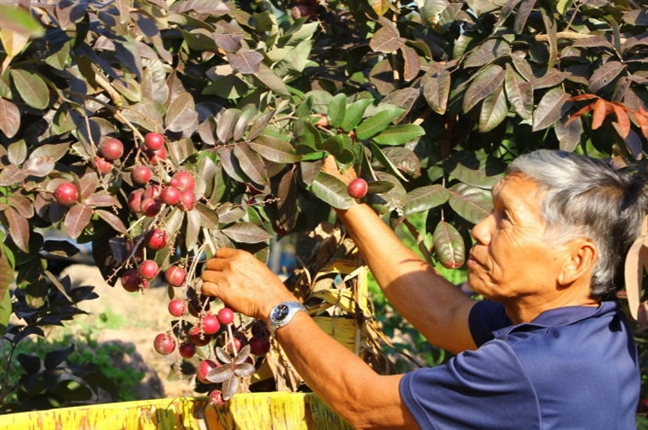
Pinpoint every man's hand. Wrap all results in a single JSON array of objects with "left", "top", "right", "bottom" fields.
[{"left": 201, "top": 248, "right": 297, "bottom": 321}]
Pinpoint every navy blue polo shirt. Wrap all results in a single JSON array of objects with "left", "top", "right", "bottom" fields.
[{"left": 399, "top": 300, "right": 639, "bottom": 429}]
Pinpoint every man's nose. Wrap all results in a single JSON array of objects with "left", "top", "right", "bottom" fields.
[{"left": 471, "top": 214, "right": 494, "bottom": 245}]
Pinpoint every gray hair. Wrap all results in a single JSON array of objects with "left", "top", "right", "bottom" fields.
[{"left": 508, "top": 149, "right": 647, "bottom": 299}]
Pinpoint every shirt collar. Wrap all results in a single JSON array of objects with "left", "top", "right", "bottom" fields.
[{"left": 493, "top": 301, "right": 618, "bottom": 337}]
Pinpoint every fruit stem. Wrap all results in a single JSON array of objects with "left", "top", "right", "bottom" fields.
[{"left": 226, "top": 324, "right": 238, "bottom": 355}]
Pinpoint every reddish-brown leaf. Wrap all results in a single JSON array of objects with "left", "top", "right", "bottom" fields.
[
  {"left": 591, "top": 98, "right": 607, "bottom": 130},
  {"left": 64, "top": 204, "right": 93, "bottom": 239},
  {"left": 432, "top": 220, "right": 465, "bottom": 269},
  {"left": 565, "top": 102, "right": 596, "bottom": 126},
  {"left": 4, "top": 207, "right": 30, "bottom": 252}
]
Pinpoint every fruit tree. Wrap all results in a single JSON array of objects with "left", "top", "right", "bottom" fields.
[{"left": 0, "top": 0, "right": 647, "bottom": 412}]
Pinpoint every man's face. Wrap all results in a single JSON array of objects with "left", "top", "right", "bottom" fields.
[{"left": 467, "top": 173, "right": 568, "bottom": 304}]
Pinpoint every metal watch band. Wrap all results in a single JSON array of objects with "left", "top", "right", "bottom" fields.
[{"left": 269, "top": 301, "right": 307, "bottom": 335}]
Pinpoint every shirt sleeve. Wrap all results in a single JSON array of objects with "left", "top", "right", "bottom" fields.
[
  {"left": 399, "top": 340, "right": 540, "bottom": 429},
  {"left": 468, "top": 299, "right": 511, "bottom": 346}
]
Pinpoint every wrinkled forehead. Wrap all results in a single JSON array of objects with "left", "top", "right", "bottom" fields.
[{"left": 492, "top": 172, "right": 545, "bottom": 207}]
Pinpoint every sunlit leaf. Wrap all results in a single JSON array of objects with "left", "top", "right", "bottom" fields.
[
  {"left": 373, "top": 124, "right": 425, "bottom": 146},
  {"left": 464, "top": 39, "right": 511, "bottom": 68},
  {"left": 228, "top": 50, "right": 264, "bottom": 74},
  {"left": 370, "top": 22, "right": 405, "bottom": 53},
  {"left": 433, "top": 221, "right": 465, "bottom": 269},
  {"left": 5, "top": 207, "right": 30, "bottom": 252},
  {"left": 401, "top": 45, "right": 421, "bottom": 82},
  {"left": 341, "top": 98, "right": 373, "bottom": 132},
  {"left": 448, "top": 183, "right": 492, "bottom": 224},
  {"left": 463, "top": 64, "right": 505, "bottom": 113},
  {"left": 327, "top": 93, "right": 347, "bottom": 129},
  {"left": 166, "top": 92, "right": 199, "bottom": 133},
  {"left": 310, "top": 172, "right": 353, "bottom": 210},
  {"left": 233, "top": 142, "right": 269, "bottom": 186},
  {"left": 10, "top": 69, "right": 49, "bottom": 110},
  {"left": 422, "top": 68, "right": 451, "bottom": 114},
  {"left": 355, "top": 107, "right": 405, "bottom": 140},
  {"left": 64, "top": 204, "right": 93, "bottom": 239},
  {"left": 479, "top": 85, "right": 508, "bottom": 132},
  {"left": 589, "top": 61, "right": 625, "bottom": 93},
  {"left": 403, "top": 185, "right": 449, "bottom": 216},
  {"left": 532, "top": 87, "right": 569, "bottom": 132},
  {"left": 249, "top": 135, "right": 301, "bottom": 163},
  {"left": 555, "top": 115, "right": 582, "bottom": 152},
  {"left": 221, "top": 222, "right": 273, "bottom": 244},
  {"left": 0, "top": 98, "right": 20, "bottom": 138}
]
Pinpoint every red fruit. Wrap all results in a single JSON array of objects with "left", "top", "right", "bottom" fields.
[
  {"left": 249, "top": 336, "right": 271, "bottom": 356},
  {"left": 131, "top": 166, "right": 152, "bottom": 185},
  {"left": 189, "top": 326, "right": 212, "bottom": 346},
  {"left": 347, "top": 178, "right": 368, "bottom": 199},
  {"left": 145, "top": 228, "right": 167, "bottom": 250},
  {"left": 99, "top": 137, "right": 124, "bottom": 161},
  {"left": 153, "top": 333, "right": 176, "bottom": 355},
  {"left": 208, "top": 389, "right": 224, "bottom": 406},
  {"left": 168, "top": 299, "right": 186, "bottom": 317},
  {"left": 165, "top": 265, "right": 187, "bottom": 287},
  {"left": 217, "top": 307, "right": 235, "bottom": 325},
  {"left": 93, "top": 156, "right": 114, "bottom": 174},
  {"left": 251, "top": 320, "right": 270, "bottom": 339},
  {"left": 178, "top": 190, "right": 196, "bottom": 211},
  {"left": 196, "top": 359, "right": 218, "bottom": 383},
  {"left": 144, "top": 132, "right": 165, "bottom": 151},
  {"left": 143, "top": 184, "right": 162, "bottom": 199},
  {"left": 226, "top": 333, "right": 247, "bottom": 354},
  {"left": 291, "top": 4, "right": 312, "bottom": 19},
  {"left": 53, "top": 182, "right": 78, "bottom": 206},
  {"left": 128, "top": 189, "right": 144, "bottom": 213},
  {"left": 160, "top": 186, "right": 181, "bottom": 206},
  {"left": 170, "top": 171, "right": 196, "bottom": 191},
  {"left": 147, "top": 146, "right": 167, "bottom": 164},
  {"left": 200, "top": 313, "right": 221, "bottom": 335},
  {"left": 141, "top": 198, "right": 162, "bottom": 217},
  {"left": 121, "top": 269, "right": 147, "bottom": 292},
  {"left": 179, "top": 342, "right": 196, "bottom": 359},
  {"left": 138, "top": 259, "right": 159, "bottom": 279}
]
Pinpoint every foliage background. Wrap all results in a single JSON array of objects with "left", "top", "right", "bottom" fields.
[{"left": 0, "top": 0, "right": 647, "bottom": 416}]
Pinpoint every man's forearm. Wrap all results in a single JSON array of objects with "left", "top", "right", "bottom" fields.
[{"left": 336, "top": 203, "right": 477, "bottom": 353}]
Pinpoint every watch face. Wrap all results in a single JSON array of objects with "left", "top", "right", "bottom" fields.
[{"left": 274, "top": 304, "right": 289, "bottom": 321}]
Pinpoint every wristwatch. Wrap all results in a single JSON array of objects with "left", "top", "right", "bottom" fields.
[{"left": 268, "top": 301, "right": 307, "bottom": 335}]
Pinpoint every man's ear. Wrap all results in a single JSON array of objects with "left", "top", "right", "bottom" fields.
[{"left": 557, "top": 238, "right": 597, "bottom": 286}]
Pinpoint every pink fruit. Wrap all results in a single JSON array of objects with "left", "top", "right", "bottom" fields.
[
  {"left": 226, "top": 332, "right": 247, "bottom": 354},
  {"left": 147, "top": 146, "right": 167, "bottom": 164},
  {"left": 145, "top": 228, "right": 167, "bottom": 250},
  {"left": 131, "top": 166, "right": 152, "bottom": 185},
  {"left": 347, "top": 178, "right": 368, "bottom": 199},
  {"left": 93, "top": 156, "right": 114, "bottom": 174},
  {"left": 165, "top": 265, "right": 187, "bottom": 287},
  {"left": 196, "top": 359, "right": 218, "bottom": 383},
  {"left": 178, "top": 190, "right": 196, "bottom": 211},
  {"left": 54, "top": 182, "right": 78, "bottom": 206},
  {"left": 138, "top": 259, "right": 159, "bottom": 279},
  {"left": 200, "top": 313, "right": 221, "bottom": 335},
  {"left": 189, "top": 326, "right": 212, "bottom": 346},
  {"left": 160, "top": 186, "right": 181, "bottom": 206},
  {"left": 99, "top": 137, "right": 124, "bottom": 161},
  {"left": 170, "top": 171, "right": 195, "bottom": 191},
  {"left": 179, "top": 342, "right": 196, "bottom": 359},
  {"left": 249, "top": 336, "right": 271, "bottom": 356},
  {"left": 168, "top": 299, "right": 186, "bottom": 317},
  {"left": 141, "top": 198, "right": 162, "bottom": 217},
  {"left": 217, "top": 307, "right": 235, "bottom": 325},
  {"left": 153, "top": 333, "right": 176, "bottom": 355},
  {"left": 208, "top": 389, "right": 224, "bottom": 406},
  {"left": 128, "top": 189, "right": 144, "bottom": 212},
  {"left": 144, "top": 132, "right": 165, "bottom": 151},
  {"left": 121, "top": 269, "right": 147, "bottom": 292}
]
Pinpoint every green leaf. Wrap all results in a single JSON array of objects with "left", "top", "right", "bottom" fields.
[
  {"left": 10, "top": 69, "right": 49, "bottom": 110},
  {"left": 0, "top": 246, "right": 14, "bottom": 336},
  {"left": 248, "top": 135, "right": 302, "bottom": 163},
  {"left": 448, "top": 183, "right": 492, "bottom": 224},
  {"left": 0, "top": 5, "right": 44, "bottom": 37},
  {"left": 310, "top": 172, "right": 354, "bottom": 210},
  {"left": 341, "top": 98, "right": 373, "bottom": 132},
  {"left": 447, "top": 151, "right": 507, "bottom": 189},
  {"left": 322, "top": 134, "right": 355, "bottom": 164},
  {"left": 403, "top": 185, "right": 449, "bottom": 216},
  {"left": 327, "top": 93, "right": 347, "bottom": 129},
  {"left": 368, "top": 141, "right": 409, "bottom": 182},
  {"left": 373, "top": 124, "right": 425, "bottom": 146},
  {"left": 532, "top": 87, "right": 569, "bottom": 132},
  {"left": 479, "top": 85, "right": 508, "bottom": 132},
  {"left": 433, "top": 221, "right": 465, "bottom": 269},
  {"left": 355, "top": 107, "right": 405, "bottom": 140},
  {"left": 463, "top": 64, "right": 505, "bottom": 113}
]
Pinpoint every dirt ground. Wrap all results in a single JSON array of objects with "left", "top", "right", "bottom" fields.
[{"left": 59, "top": 264, "right": 197, "bottom": 401}]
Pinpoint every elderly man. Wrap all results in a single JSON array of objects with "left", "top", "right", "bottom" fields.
[{"left": 201, "top": 150, "right": 644, "bottom": 429}]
